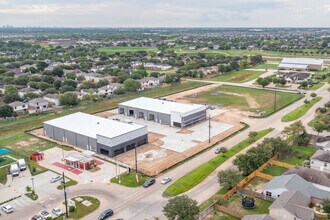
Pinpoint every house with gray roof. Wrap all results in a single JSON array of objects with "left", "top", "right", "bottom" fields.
[
  {"left": 310, "top": 150, "right": 330, "bottom": 173},
  {"left": 28, "top": 98, "right": 49, "bottom": 112},
  {"left": 18, "top": 87, "right": 41, "bottom": 98},
  {"left": 8, "top": 101, "right": 28, "bottom": 113},
  {"left": 284, "top": 166, "right": 330, "bottom": 187},
  {"left": 137, "top": 77, "right": 160, "bottom": 90},
  {"left": 268, "top": 191, "right": 314, "bottom": 220},
  {"left": 44, "top": 93, "right": 60, "bottom": 106},
  {"left": 242, "top": 214, "right": 273, "bottom": 220},
  {"left": 97, "top": 83, "right": 123, "bottom": 97},
  {"left": 278, "top": 58, "right": 324, "bottom": 71},
  {"left": 262, "top": 174, "right": 330, "bottom": 203}
]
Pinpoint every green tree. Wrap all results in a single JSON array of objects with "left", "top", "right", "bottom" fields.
[
  {"left": 4, "top": 84, "right": 18, "bottom": 95},
  {"left": 65, "top": 73, "right": 76, "bottom": 80},
  {"left": 3, "top": 94, "right": 21, "bottom": 103},
  {"left": 256, "top": 77, "right": 271, "bottom": 88},
  {"left": 217, "top": 169, "right": 242, "bottom": 189},
  {"left": 14, "top": 75, "right": 29, "bottom": 86},
  {"left": 0, "top": 105, "right": 14, "bottom": 118},
  {"left": 52, "top": 67, "right": 64, "bottom": 77},
  {"left": 310, "top": 93, "right": 317, "bottom": 98},
  {"left": 59, "top": 92, "right": 79, "bottom": 106},
  {"left": 322, "top": 198, "right": 330, "bottom": 218},
  {"left": 248, "top": 131, "right": 258, "bottom": 143},
  {"left": 240, "top": 60, "right": 249, "bottom": 69},
  {"left": 162, "top": 195, "right": 199, "bottom": 220},
  {"left": 124, "top": 79, "right": 141, "bottom": 92}
]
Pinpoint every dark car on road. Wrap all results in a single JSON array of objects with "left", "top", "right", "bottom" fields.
[
  {"left": 98, "top": 209, "right": 114, "bottom": 220},
  {"left": 143, "top": 178, "right": 156, "bottom": 188},
  {"left": 214, "top": 147, "right": 223, "bottom": 154}
]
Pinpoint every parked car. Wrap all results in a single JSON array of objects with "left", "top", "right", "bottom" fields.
[
  {"left": 50, "top": 175, "right": 62, "bottom": 183},
  {"left": 214, "top": 147, "right": 222, "bottom": 154},
  {"left": 143, "top": 178, "right": 156, "bottom": 188},
  {"left": 161, "top": 177, "right": 172, "bottom": 184},
  {"left": 98, "top": 209, "right": 114, "bottom": 220},
  {"left": 39, "top": 210, "right": 51, "bottom": 219},
  {"left": 1, "top": 204, "right": 13, "bottom": 213},
  {"left": 52, "top": 207, "right": 62, "bottom": 216},
  {"left": 31, "top": 215, "right": 43, "bottom": 220}
]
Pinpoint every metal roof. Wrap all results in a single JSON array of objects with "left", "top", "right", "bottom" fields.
[
  {"left": 119, "top": 97, "right": 206, "bottom": 115},
  {"left": 281, "top": 58, "right": 324, "bottom": 65},
  {"left": 44, "top": 112, "right": 146, "bottom": 139}
]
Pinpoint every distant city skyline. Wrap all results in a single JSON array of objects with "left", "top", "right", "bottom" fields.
[{"left": 0, "top": 0, "right": 329, "bottom": 28}]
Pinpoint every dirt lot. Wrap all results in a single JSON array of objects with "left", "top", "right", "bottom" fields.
[{"left": 116, "top": 110, "right": 245, "bottom": 176}]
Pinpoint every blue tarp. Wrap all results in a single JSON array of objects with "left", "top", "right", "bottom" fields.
[{"left": 0, "top": 148, "right": 11, "bottom": 155}]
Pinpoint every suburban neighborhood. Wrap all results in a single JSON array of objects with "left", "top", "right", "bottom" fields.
[{"left": 0, "top": 1, "right": 330, "bottom": 220}]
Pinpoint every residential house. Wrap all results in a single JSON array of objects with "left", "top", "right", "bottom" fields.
[
  {"left": 18, "top": 87, "right": 41, "bottom": 98},
  {"left": 20, "top": 64, "right": 36, "bottom": 72},
  {"left": 8, "top": 101, "right": 28, "bottom": 113},
  {"left": 284, "top": 166, "right": 330, "bottom": 187},
  {"left": 262, "top": 174, "right": 330, "bottom": 203},
  {"left": 242, "top": 214, "right": 273, "bottom": 220},
  {"left": 138, "top": 77, "right": 160, "bottom": 90},
  {"left": 28, "top": 98, "right": 49, "bottom": 112},
  {"left": 0, "top": 82, "right": 5, "bottom": 94},
  {"left": 83, "top": 73, "right": 114, "bottom": 83},
  {"left": 71, "top": 91, "right": 83, "bottom": 100},
  {"left": 97, "top": 83, "right": 123, "bottom": 97},
  {"left": 310, "top": 150, "right": 330, "bottom": 173},
  {"left": 143, "top": 63, "right": 173, "bottom": 71},
  {"left": 268, "top": 191, "right": 314, "bottom": 220},
  {"left": 131, "top": 61, "right": 143, "bottom": 69},
  {"left": 44, "top": 94, "right": 60, "bottom": 106},
  {"left": 199, "top": 66, "right": 219, "bottom": 75},
  {"left": 276, "top": 71, "right": 312, "bottom": 84}
]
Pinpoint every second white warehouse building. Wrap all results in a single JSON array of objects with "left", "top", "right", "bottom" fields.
[{"left": 118, "top": 97, "right": 207, "bottom": 128}]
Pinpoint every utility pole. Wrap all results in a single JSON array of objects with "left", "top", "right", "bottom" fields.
[
  {"left": 31, "top": 177, "right": 35, "bottom": 192},
  {"left": 208, "top": 115, "right": 211, "bottom": 143},
  {"left": 134, "top": 143, "right": 139, "bottom": 183},
  {"left": 274, "top": 88, "right": 277, "bottom": 112},
  {"left": 62, "top": 172, "right": 69, "bottom": 217}
]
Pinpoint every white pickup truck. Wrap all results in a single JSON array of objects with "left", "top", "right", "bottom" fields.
[
  {"left": 10, "top": 164, "right": 20, "bottom": 177},
  {"left": 17, "top": 159, "right": 27, "bottom": 171}
]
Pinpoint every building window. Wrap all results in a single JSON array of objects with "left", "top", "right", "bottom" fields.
[
  {"left": 266, "top": 191, "right": 272, "bottom": 197},
  {"left": 325, "top": 163, "right": 327, "bottom": 167}
]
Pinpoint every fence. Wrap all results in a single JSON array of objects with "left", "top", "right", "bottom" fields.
[
  {"left": 271, "top": 160, "right": 295, "bottom": 168},
  {"left": 197, "top": 204, "right": 215, "bottom": 220},
  {"left": 214, "top": 204, "right": 244, "bottom": 219},
  {"left": 237, "top": 187, "right": 275, "bottom": 202}
]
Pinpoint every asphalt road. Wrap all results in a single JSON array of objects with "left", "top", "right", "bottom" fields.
[{"left": 3, "top": 82, "right": 329, "bottom": 220}]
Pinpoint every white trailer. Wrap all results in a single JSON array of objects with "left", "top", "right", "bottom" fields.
[
  {"left": 17, "top": 159, "right": 27, "bottom": 171},
  {"left": 10, "top": 164, "right": 20, "bottom": 177}
]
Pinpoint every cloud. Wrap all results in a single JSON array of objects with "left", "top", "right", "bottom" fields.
[{"left": 0, "top": 0, "right": 329, "bottom": 27}]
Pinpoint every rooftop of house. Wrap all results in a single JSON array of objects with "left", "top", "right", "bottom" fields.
[
  {"left": 284, "top": 166, "right": 330, "bottom": 187},
  {"left": 269, "top": 190, "right": 313, "bottom": 220},
  {"left": 44, "top": 93, "right": 59, "bottom": 99},
  {"left": 29, "top": 98, "right": 49, "bottom": 104},
  {"left": 242, "top": 214, "right": 273, "bottom": 220},
  {"left": 311, "top": 150, "right": 330, "bottom": 163},
  {"left": 8, "top": 101, "right": 26, "bottom": 107},
  {"left": 138, "top": 77, "right": 159, "bottom": 83},
  {"left": 263, "top": 174, "right": 330, "bottom": 200},
  {"left": 19, "top": 87, "right": 39, "bottom": 92},
  {"left": 280, "top": 58, "right": 324, "bottom": 65}
]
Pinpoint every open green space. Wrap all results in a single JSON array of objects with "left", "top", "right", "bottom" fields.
[
  {"left": 305, "top": 82, "right": 325, "bottom": 90},
  {"left": 163, "top": 128, "right": 273, "bottom": 197},
  {"left": 0, "top": 81, "right": 208, "bottom": 139},
  {"left": 208, "top": 211, "right": 239, "bottom": 220},
  {"left": 261, "top": 165, "right": 287, "bottom": 176},
  {"left": 212, "top": 70, "right": 266, "bottom": 83},
  {"left": 55, "top": 196, "right": 100, "bottom": 220},
  {"left": 226, "top": 195, "right": 272, "bottom": 216},
  {"left": 186, "top": 85, "right": 303, "bottom": 115},
  {"left": 97, "top": 46, "right": 157, "bottom": 54},
  {"left": 250, "top": 63, "right": 278, "bottom": 69},
  {"left": 110, "top": 172, "right": 148, "bottom": 187},
  {"left": 281, "top": 97, "right": 322, "bottom": 122},
  {"left": 0, "top": 156, "right": 16, "bottom": 167},
  {"left": 146, "top": 67, "right": 178, "bottom": 75},
  {"left": 278, "top": 146, "right": 317, "bottom": 165},
  {"left": 0, "top": 167, "right": 7, "bottom": 185}
]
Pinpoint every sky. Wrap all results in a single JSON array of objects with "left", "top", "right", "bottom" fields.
[{"left": 0, "top": 0, "right": 329, "bottom": 28}]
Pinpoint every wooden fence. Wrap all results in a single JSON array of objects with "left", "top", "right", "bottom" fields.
[
  {"left": 271, "top": 160, "right": 295, "bottom": 168},
  {"left": 214, "top": 204, "right": 244, "bottom": 219},
  {"left": 197, "top": 204, "right": 215, "bottom": 220},
  {"left": 237, "top": 187, "right": 275, "bottom": 202}
]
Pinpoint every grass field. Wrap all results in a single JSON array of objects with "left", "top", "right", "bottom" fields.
[
  {"left": 281, "top": 97, "right": 322, "bottom": 122},
  {"left": 163, "top": 128, "right": 273, "bottom": 197},
  {"left": 146, "top": 68, "right": 177, "bottom": 75},
  {"left": 0, "top": 81, "right": 208, "bottom": 139},
  {"left": 110, "top": 172, "right": 148, "bottom": 187},
  {"left": 54, "top": 196, "right": 100, "bottom": 220},
  {"left": 0, "top": 156, "right": 16, "bottom": 167},
  {"left": 0, "top": 167, "right": 7, "bottom": 184},
  {"left": 97, "top": 47, "right": 157, "bottom": 54},
  {"left": 261, "top": 165, "right": 287, "bottom": 176},
  {"left": 212, "top": 70, "right": 266, "bottom": 83},
  {"left": 250, "top": 63, "right": 278, "bottom": 69},
  {"left": 305, "top": 82, "right": 326, "bottom": 90},
  {"left": 186, "top": 85, "right": 303, "bottom": 115},
  {"left": 226, "top": 195, "right": 272, "bottom": 216},
  {"left": 278, "top": 146, "right": 317, "bottom": 165}
]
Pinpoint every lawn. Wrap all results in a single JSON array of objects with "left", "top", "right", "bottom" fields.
[
  {"left": 57, "top": 179, "right": 78, "bottom": 190},
  {"left": 0, "top": 156, "right": 16, "bottom": 167},
  {"left": 146, "top": 67, "right": 178, "bottom": 75},
  {"left": 208, "top": 211, "right": 239, "bottom": 220},
  {"left": 0, "top": 167, "right": 7, "bottom": 185},
  {"left": 278, "top": 146, "right": 317, "bottom": 165},
  {"left": 110, "top": 172, "right": 148, "bottom": 187},
  {"left": 163, "top": 128, "right": 273, "bottom": 197},
  {"left": 305, "top": 82, "right": 325, "bottom": 90},
  {"left": 250, "top": 63, "right": 278, "bottom": 69},
  {"left": 55, "top": 196, "right": 100, "bottom": 220},
  {"left": 0, "top": 81, "right": 208, "bottom": 139},
  {"left": 212, "top": 70, "right": 266, "bottom": 83},
  {"left": 281, "top": 97, "right": 322, "bottom": 122},
  {"left": 187, "top": 85, "right": 303, "bottom": 115},
  {"left": 97, "top": 46, "right": 157, "bottom": 54},
  {"left": 261, "top": 165, "right": 287, "bottom": 176},
  {"left": 226, "top": 195, "right": 272, "bottom": 216}
]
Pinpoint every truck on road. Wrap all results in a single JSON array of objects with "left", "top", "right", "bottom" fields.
[
  {"left": 17, "top": 159, "right": 27, "bottom": 171},
  {"left": 10, "top": 164, "right": 20, "bottom": 177}
]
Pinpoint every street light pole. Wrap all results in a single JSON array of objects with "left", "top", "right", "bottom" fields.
[
  {"left": 134, "top": 143, "right": 139, "bottom": 183},
  {"left": 31, "top": 177, "right": 35, "bottom": 192},
  {"left": 62, "top": 172, "right": 69, "bottom": 218},
  {"left": 274, "top": 88, "right": 277, "bottom": 112},
  {"left": 208, "top": 114, "right": 211, "bottom": 143}
]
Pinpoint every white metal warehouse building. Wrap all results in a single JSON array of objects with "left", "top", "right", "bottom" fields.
[
  {"left": 118, "top": 97, "right": 207, "bottom": 128},
  {"left": 278, "top": 58, "right": 324, "bottom": 71},
  {"left": 43, "top": 112, "right": 148, "bottom": 157}
]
